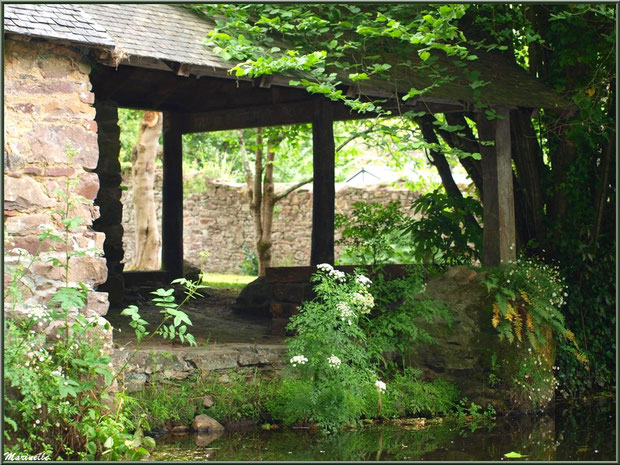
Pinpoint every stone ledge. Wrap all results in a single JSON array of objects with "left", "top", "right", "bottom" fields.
[{"left": 113, "top": 343, "right": 286, "bottom": 392}]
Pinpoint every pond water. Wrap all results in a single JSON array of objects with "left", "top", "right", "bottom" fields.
[{"left": 149, "top": 397, "right": 615, "bottom": 461}]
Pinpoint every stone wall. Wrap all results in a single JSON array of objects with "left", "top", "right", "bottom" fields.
[
  {"left": 3, "top": 38, "right": 109, "bottom": 329},
  {"left": 121, "top": 170, "right": 420, "bottom": 273}
]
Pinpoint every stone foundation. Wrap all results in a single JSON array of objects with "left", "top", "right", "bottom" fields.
[{"left": 114, "top": 343, "right": 286, "bottom": 392}]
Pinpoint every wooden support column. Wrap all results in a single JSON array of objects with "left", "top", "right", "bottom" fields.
[
  {"left": 310, "top": 98, "right": 336, "bottom": 265},
  {"left": 477, "top": 107, "right": 517, "bottom": 266},
  {"left": 162, "top": 112, "right": 184, "bottom": 279}
]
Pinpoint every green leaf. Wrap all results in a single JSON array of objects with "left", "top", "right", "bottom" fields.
[
  {"left": 504, "top": 451, "right": 527, "bottom": 458},
  {"left": 104, "top": 437, "right": 114, "bottom": 449},
  {"left": 4, "top": 417, "right": 17, "bottom": 432},
  {"left": 143, "top": 436, "right": 156, "bottom": 449},
  {"left": 121, "top": 305, "right": 138, "bottom": 317},
  {"left": 419, "top": 51, "right": 431, "bottom": 61}
]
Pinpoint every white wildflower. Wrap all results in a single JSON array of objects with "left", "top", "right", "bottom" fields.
[
  {"left": 352, "top": 290, "right": 374, "bottom": 314},
  {"left": 317, "top": 263, "right": 334, "bottom": 273},
  {"left": 375, "top": 379, "right": 387, "bottom": 393},
  {"left": 330, "top": 269, "right": 346, "bottom": 282},
  {"left": 327, "top": 355, "right": 341, "bottom": 368},
  {"left": 337, "top": 302, "right": 355, "bottom": 323},
  {"left": 8, "top": 247, "right": 30, "bottom": 257},
  {"left": 355, "top": 274, "right": 372, "bottom": 287},
  {"left": 290, "top": 355, "right": 308, "bottom": 367}
]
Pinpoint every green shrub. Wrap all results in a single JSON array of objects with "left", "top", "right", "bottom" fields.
[
  {"left": 404, "top": 189, "right": 482, "bottom": 265},
  {"left": 335, "top": 200, "right": 416, "bottom": 265},
  {"left": 271, "top": 264, "right": 455, "bottom": 431},
  {"left": 379, "top": 369, "right": 460, "bottom": 419}
]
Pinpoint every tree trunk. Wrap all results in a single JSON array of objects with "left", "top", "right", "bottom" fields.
[
  {"left": 241, "top": 129, "right": 284, "bottom": 277},
  {"left": 128, "top": 111, "right": 162, "bottom": 270}
]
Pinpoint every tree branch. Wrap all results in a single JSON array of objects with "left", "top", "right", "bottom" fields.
[
  {"left": 273, "top": 177, "right": 314, "bottom": 204},
  {"left": 416, "top": 114, "right": 481, "bottom": 232}
]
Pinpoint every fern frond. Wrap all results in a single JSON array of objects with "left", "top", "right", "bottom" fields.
[
  {"left": 525, "top": 311, "right": 535, "bottom": 332},
  {"left": 514, "top": 310, "right": 523, "bottom": 342},
  {"left": 520, "top": 291, "right": 530, "bottom": 304},
  {"left": 492, "top": 302, "right": 500, "bottom": 328}
]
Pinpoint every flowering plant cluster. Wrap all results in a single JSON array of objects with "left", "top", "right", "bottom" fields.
[
  {"left": 272, "top": 265, "right": 384, "bottom": 430},
  {"left": 482, "top": 257, "right": 584, "bottom": 361}
]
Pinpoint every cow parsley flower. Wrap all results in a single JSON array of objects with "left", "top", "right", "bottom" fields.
[
  {"left": 317, "top": 263, "right": 334, "bottom": 273},
  {"left": 290, "top": 355, "right": 308, "bottom": 367},
  {"left": 337, "top": 302, "right": 355, "bottom": 325},
  {"left": 355, "top": 274, "right": 372, "bottom": 287},
  {"left": 327, "top": 355, "right": 341, "bottom": 368},
  {"left": 330, "top": 269, "right": 346, "bottom": 282},
  {"left": 375, "top": 379, "right": 387, "bottom": 393}
]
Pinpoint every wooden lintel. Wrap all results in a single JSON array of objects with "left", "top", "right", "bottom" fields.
[{"left": 178, "top": 100, "right": 367, "bottom": 133}]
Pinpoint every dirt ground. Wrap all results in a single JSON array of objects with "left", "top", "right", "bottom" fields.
[{"left": 105, "top": 283, "right": 284, "bottom": 349}]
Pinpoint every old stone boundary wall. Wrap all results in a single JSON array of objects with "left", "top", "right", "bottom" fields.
[{"left": 121, "top": 170, "right": 421, "bottom": 273}]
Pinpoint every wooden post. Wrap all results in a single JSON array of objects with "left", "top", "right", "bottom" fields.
[
  {"left": 162, "top": 112, "right": 184, "bottom": 279},
  {"left": 310, "top": 98, "right": 335, "bottom": 265},
  {"left": 477, "top": 107, "right": 517, "bottom": 266}
]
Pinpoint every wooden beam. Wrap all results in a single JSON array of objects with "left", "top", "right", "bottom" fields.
[
  {"left": 495, "top": 107, "right": 517, "bottom": 263},
  {"left": 162, "top": 112, "right": 184, "bottom": 279},
  {"left": 477, "top": 107, "right": 516, "bottom": 266},
  {"left": 179, "top": 99, "right": 470, "bottom": 134},
  {"left": 310, "top": 98, "right": 336, "bottom": 265}
]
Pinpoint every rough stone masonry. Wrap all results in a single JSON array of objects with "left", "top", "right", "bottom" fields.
[{"left": 4, "top": 38, "right": 110, "bottom": 337}]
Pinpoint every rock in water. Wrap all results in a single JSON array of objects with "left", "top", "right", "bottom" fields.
[{"left": 192, "top": 414, "right": 224, "bottom": 432}]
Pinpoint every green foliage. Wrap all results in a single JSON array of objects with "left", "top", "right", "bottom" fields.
[
  {"left": 3, "top": 149, "right": 155, "bottom": 460},
  {"left": 511, "top": 351, "right": 559, "bottom": 409},
  {"left": 193, "top": 4, "right": 479, "bottom": 115},
  {"left": 404, "top": 189, "right": 482, "bottom": 266},
  {"left": 238, "top": 245, "right": 259, "bottom": 276},
  {"left": 271, "top": 265, "right": 453, "bottom": 431},
  {"left": 378, "top": 368, "right": 460, "bottom": 419},
  {"left": 127, "top": 371, "right": 278, "bottom": 430},
  {"left": 335, "top": 201, "right": 415, "bottom": 265},
  {"left": 118, "top": 108, "right": 144, "bottom": 173},
  {"left": 363, "top": 266, "right": 452, "bottom": 369},
  {"left": 3, "top": 149, "right": 200, "bottom": 459}
]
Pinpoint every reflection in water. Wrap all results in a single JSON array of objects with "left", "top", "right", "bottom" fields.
[{"left": 151, "top": 397, "right": 615, "bottom": 461}]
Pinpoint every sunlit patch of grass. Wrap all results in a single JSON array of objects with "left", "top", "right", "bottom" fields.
[{"left": 201, "top": 273, "right": 257, "bottom": 290}]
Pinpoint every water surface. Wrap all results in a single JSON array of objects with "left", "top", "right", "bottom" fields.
[{"left": 150, "top": 397, "right": 615, "bottom": 461}]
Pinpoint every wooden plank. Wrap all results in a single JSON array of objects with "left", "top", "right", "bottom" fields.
[
  {"left": 477, "top": 114, "right": 500, "bottom": 266},
  {"left": 162, "top": 112, "right": 184, "bottom": 279},
  {"left": 495, "top": 106, "right": 517, "bottom": 263},
  {"left": 310, "top": 98, "right": 336, "bottom": 265},
  {"left": 477, "top": 107, "right": 516, "bottom": 266}
]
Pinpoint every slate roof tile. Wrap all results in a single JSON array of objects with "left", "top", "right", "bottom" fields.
[{"left": 3, "top": 3, "right": 115, "bottom": 47}]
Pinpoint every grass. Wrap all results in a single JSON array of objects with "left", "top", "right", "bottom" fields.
[{"left": 201, "top": 273, "right": 257, "bottom": 290}]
